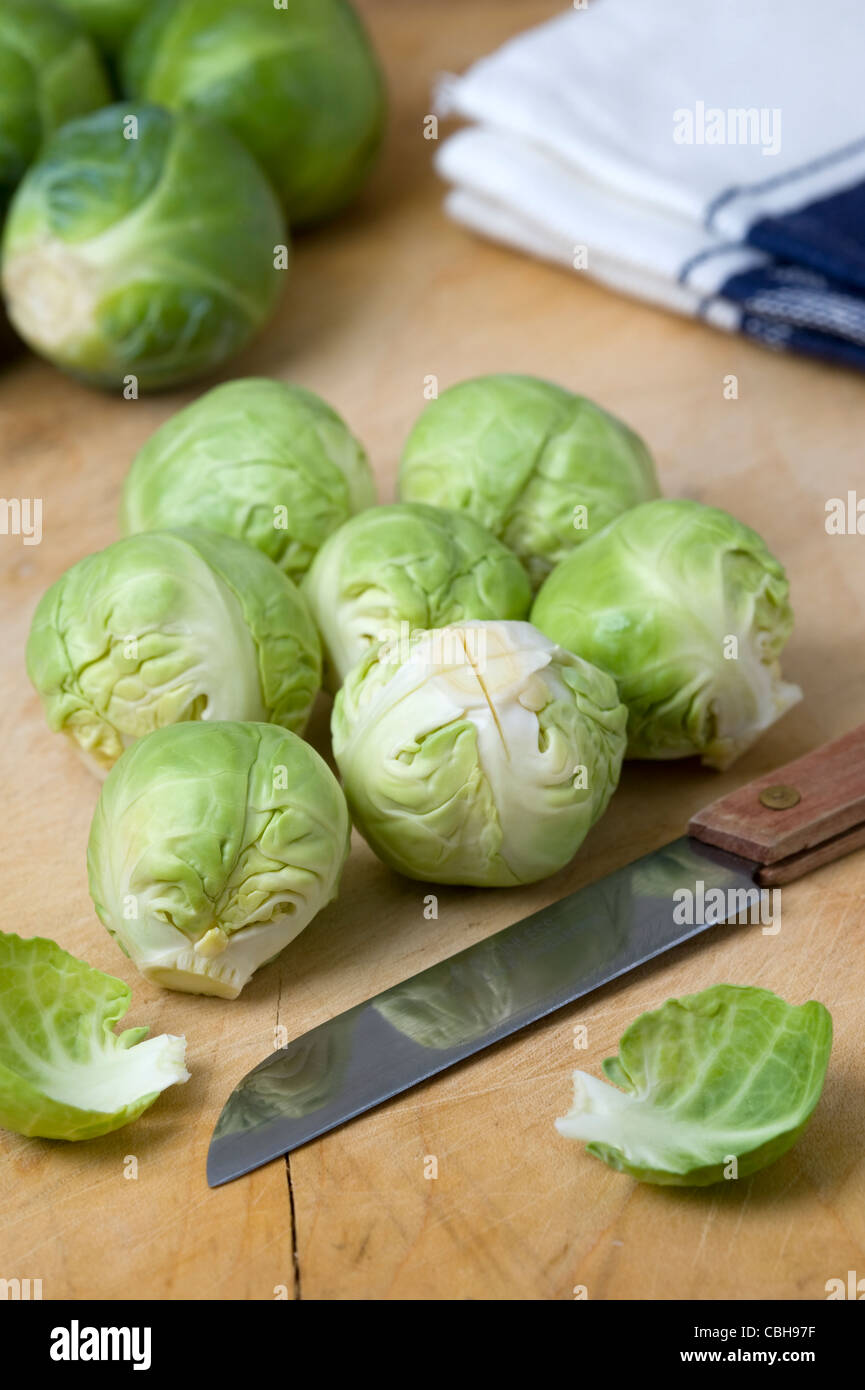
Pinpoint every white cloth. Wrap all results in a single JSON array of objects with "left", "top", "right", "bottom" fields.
[{"left": 435, "top": 0, "right": 865, "bottom": 341}]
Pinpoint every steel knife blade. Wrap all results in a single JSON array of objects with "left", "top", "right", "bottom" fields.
[{"left": 207, "top": 835, "right": 758, "bottom": 1186}]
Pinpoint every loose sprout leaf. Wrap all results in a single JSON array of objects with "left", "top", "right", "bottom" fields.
[
  {"left": 0, "top": 932, "right": 188, "bottom": 1141},
  {"left": 556, "top": 984, "right": 832, "bottom": 1185}
]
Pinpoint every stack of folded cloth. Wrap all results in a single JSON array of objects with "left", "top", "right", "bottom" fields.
[{"left": 435, "top": 0, "right": 865, "bottom": 369}]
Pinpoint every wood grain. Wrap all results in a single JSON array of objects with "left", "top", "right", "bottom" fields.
[{"left": 1, "top": 0, "right": 864, "bottom": 1301}]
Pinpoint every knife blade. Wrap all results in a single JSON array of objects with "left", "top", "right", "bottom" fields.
[
  {"left": 207, "top": 836, "right": 756, "bottom": 1186},
  {"left": 207, "top": 722, "right": 865, "bottom": 1187}
]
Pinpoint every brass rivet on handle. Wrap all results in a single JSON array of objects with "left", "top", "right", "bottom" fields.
[{"left": 759, "top": 784, "right": 801, "bottom": 810}]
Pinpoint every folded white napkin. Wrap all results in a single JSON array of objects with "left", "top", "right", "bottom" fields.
[{"left": 436, "top": 0, "right": 865, "bottom": 365}]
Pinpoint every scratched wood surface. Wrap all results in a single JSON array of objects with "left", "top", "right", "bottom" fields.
[{"left": 0, "top": 0, "right": 863, "bottom": 1301}]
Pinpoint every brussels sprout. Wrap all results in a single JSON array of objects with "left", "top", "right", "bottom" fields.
[
  {"left": 55, "top": 0, "right": 148, "bottom": 55},
  {"left": 87, "top": 721, "right": 351, "bottom": 997},
  {"left": 332, "top": 620, "right": 627, "bottom": 886},
  {"left": 556, "top": 985, "right": 832, "bottom": 1185},
  {"left": 0, "top": 0, "right": 111, "bottom": 205},
  {"left": 532, "top": 498, "right": 802, "bottom": 770},
  {"left": 0, "top": 932, "right": 188, "bottom": 1141},
  {"left": 302, "top": 502, "right": 532, "bottom": 686},
  {"left": 26, "top": 527, "right": 321, "bottom": 775},
  {"left": 1, "top": 103, "right": 286, "bottom": 391},
  {"left": 122, "top": 0, "right": 386, "bottom": 227},
  {"left": 120, "top": 377, "right": 375, "bottom": 584},
  {"left": 398, "top": 375, "right": 659, "bottom": 588}
]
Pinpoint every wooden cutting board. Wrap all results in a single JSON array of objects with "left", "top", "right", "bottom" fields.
[{"left": 1, "top": 0, "right": 863, "bottom": 1301}]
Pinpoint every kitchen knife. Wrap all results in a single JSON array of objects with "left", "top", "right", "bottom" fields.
[{"left": 207, "top": 723, "right": 865, "bottom": 1187}]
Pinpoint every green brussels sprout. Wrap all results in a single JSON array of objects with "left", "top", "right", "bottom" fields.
[
  {"left": 26, "top": 527, "right": 321, "bottom": 775},
  {"left": 302, "top": 502, "right": 533, "bottom": 686},
  {"left": 122, "top": 0, "right": 386, "bottom": 227},
  {"left": 0, "top": 0, "right": 111, "bottom": 205},
  {"left": 332, "top": 620, "right": 627, "bottom": 886},
  {"left": 557, "top": 985, "right": 832, "bottom": 1185},
  {"left": 1, "top": 103, "right": 286, "bottom": 390},
  {"left": 55, "top": 0, "right": 148, "bottom": 55},
  {"left": 532, "top": 498, "right": 802, "bottom": 770},
  {"left": 120, "top": 377, "right": 376, "bottom": 584},
  {"left": 88, "top": 721, "right": 351, "bottom": 997},
  {"left": 398, "top": 374, "right": 660, "bottom": 589},
  {"left": 0, "top": 931, "right": 188, "bottom": 1140}
]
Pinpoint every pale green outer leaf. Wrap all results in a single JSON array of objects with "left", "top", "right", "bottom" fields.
[
  {"left": 26, "top": 527, "right": 321, "bottom": 774},
  {"left": 120, "top": 377, "right": 375, "bottom": 583},
  {"left": 0, "top": 932, "right": 188, "bottom": 1141},
  {"left": 399, "top": 374, "right": 659, "bottom": 589},
  {"left": 302, "top": 501, "right": 532, "bottom": 685},
  {"left": 87, "top": 721, "right": 351, "bottom": 998},
  {"left": 556, "top": 984, "right": 832, "bottom": 1185},
  {"left": 532, "top": 497, "right": 802, "bottom": 769},
  {"left": 331, "top": 619, "right": 627, "bottom": 887}
]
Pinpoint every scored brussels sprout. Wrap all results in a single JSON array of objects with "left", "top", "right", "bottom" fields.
[
  {"left": 87, "top": 721, "right": 351, "bottom": 998},
  {"left": 556, "top": 985, "right": 832, "bottom": 1185},
  {"left": 26, "top": 527, "right": 321, "bottom": 775},
  {"left": 532, "top": 498, "right": 802, "bottom": 770},
  {"left": 1, "top": 103, "right": 286, "bottom": 391},
  {"left": 122, "top": 0, "right": 386, "bottom": 227},
  {"left": 120, "top": 378, "right": 376, "bottom": 584},
  {"left": 398, "top": 374, "right": 660, "bottom": 589},
  {"left": 55, "top": 0, "right": 148, "bottom": 55},
  {"left": 302, "top": 502, "right": 532, "bottom": 686},
  {"left": 0, "top": 932, "right": 188, "bottom": 1141},
  {"left": 332, "top": 620, "right": 627, "bottom": 887},
  {"left": 0, "top": 0, "right": 111, "bottom": 206}
]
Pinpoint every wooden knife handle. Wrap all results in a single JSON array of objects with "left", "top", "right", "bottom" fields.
[{"left": 689, "top": 724, "right": 865, "bottom": 886}]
